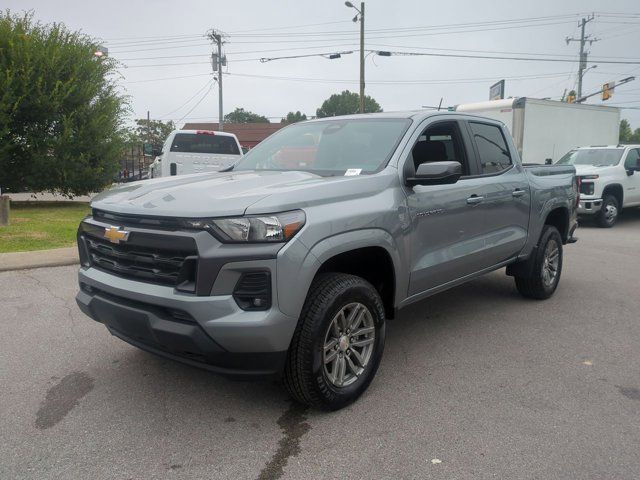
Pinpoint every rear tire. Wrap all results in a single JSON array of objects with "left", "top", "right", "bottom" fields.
[
  {"left": 283, "top": 273, "right": 385, "bottom": 411},
  {"left": 595, "top": 194, "right": 619, "bottom": 228},
  {"left": 515, "top": 225, "right": 563, "bottom": 300}
]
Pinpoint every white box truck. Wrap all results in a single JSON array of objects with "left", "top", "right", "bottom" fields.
[{"left": 455, "top": 98, "right": 620, "bottom": 164}]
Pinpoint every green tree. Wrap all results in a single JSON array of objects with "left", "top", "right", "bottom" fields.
[
  {"left": 620, "top": 119, "right": 633, "bottom": 143},
  {"left": 0, "top": 11, "right": 128, "bottom": 196},
  {"left": 281, "top": 111, "right": 307, "bottom": 123},
  {"left": 224, "top": 107, "right": 269, "bottom": 123},
  {"left": 632, "top": 128, "right": 640, "bottom": 144},
  {"left": 315, "top": 90, "right": 382, "bottom": 118},
  {"left": 129, "top": 119, "right": 175, "bottom": 147}
]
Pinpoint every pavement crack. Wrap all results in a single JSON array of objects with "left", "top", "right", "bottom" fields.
[{"left": 256, "top": 402, "right": 311, "bottom": 480}]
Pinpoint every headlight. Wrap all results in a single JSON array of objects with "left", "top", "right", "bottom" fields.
[{"left": 182, "top": 210, "right": 306, "bottom": 243}]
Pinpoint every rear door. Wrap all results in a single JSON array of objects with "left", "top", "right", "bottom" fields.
[
  {"left": 464, "top": 120, "right": 531, "bottom": 266},
  {"left": 403, "top": 118, "right": 492, "bottom": 296}
]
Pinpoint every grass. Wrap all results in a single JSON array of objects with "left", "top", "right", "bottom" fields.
[{"left": 0, "top": 202, "right": 90, "bottom": 253}]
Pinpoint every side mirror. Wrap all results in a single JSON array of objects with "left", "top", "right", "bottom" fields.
[
  {"left": 545, "top": 158, "right": 553, "bottom": 165},
  {"left": 406, "top": 161, "right": 462, "bottom": 186},
  {"left": 152, "top": 148, "right": 162, "bottom": 157}
]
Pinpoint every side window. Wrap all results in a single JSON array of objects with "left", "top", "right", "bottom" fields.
[
  {"left": 411, "top": 121, "right": 470, "bottom": 176},
  {"left": 469, "top": 122, "right": 512, "bottom": 174},
  {"left": 624, "top": 149, "right": 640, "bottom": 169}
]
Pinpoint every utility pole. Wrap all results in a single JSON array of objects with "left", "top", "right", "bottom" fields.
[
  {"left": 345, "top": 2, "right": 365, "bottom": 113},
  {"left": 566, "top": 14, "right": 599, "bottom": 101},
  {"left": 209, "top": 31, "right": 225, "bottom": 131},
  {"left": 359, "top": 2, "right": 365, "bottom": 113}
]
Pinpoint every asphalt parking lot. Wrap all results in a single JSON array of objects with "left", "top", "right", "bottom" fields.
[{"left": 1, "top": 210, "right": 639, "bottom": 480}]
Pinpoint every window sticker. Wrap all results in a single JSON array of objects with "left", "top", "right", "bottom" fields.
[{"left": 344, "top": 168, "right": 362, "bottom": 176}]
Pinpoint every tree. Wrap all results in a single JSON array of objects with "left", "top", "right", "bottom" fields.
[
  {"left": 0, "top": 12, "right": 128, "bottom": 196},
  {"left": 315, "top": 90, "right": 382, "bottom": 118},
  {"left": 633, "top": 128, "right": 640, "bottom": 144},
  {"left": 620, "top": 119, "right": 633, "bottom": 143},
  {"left": 281, "top": 111, "right": 307, "bottom": 123},
  {"left": 129, "top": 119, "right": 175, "bottom": 147},
  {"left": 224, "top": 107, "right": 269, "bottom": 123}
]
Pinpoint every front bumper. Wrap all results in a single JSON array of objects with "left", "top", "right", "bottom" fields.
[
  {"left": 578, "top": 198, "right": 602, "bottom": 215},
  {"left": 76, "top": 266, "right": 297, "bottom": 377}
]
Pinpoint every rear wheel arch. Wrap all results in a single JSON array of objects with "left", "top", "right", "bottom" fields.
[{"left": 544, "top": 207, "right": 570, "bottom": 243}]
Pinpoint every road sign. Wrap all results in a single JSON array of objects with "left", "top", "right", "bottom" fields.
[
  {"left": 489, "top": 80, "right": 505, "bottom": 100},
  {"left": 602, "top": 81, "right": 615, "bottom": 101}
]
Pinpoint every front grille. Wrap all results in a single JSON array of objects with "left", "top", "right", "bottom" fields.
[
  {"left": 85, "top": 235, "right": 197, "bottom": 291},
  {"left": 233, "top": 271, "right": 271, "bottom": 311}
]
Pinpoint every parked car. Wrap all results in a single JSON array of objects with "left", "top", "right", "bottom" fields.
[
  {"left": 150, "top": 129, "right": 242, "bottom": 178},
  {"left": 76, "top": 112, "right": 578, "bottom": 410},
  {"left": 557, "top": 145, "right": 640, "bottom": 227}
]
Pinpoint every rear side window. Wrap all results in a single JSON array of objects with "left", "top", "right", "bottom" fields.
[
  {"left": 170, "top": 134, "right": 240, "bottom": 155},
  {"left": 469, "top": 122, "right": 512, "bottom": 174}
]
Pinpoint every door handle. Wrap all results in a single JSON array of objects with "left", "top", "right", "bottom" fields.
[
  {"left": 512, "top": 188, "right": 526, "bottom": 197},
  {"left": 466, "top": 195, "right": 484, "bottom": 205}
]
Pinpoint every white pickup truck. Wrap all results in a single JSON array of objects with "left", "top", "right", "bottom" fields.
[
  {"left": 150, "top": 129, "right": 243, "bottom": 178},
  {"left": 557, "top": 145, "right": 640, "bottom": 227}
]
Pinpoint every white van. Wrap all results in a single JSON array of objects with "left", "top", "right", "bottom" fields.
[{"left": 150, "top": 130, "right": 242, "bottom": 178}]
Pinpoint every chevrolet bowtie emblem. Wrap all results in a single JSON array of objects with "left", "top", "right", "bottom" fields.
[{"left": 104, "top": 226, "right": 130, "bottom": 244}]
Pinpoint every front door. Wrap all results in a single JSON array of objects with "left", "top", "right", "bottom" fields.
[
  {"left": 404, "top": 119, "right": 490, "bottom": 296},
  {"left": 623, "top": 148, "right": 640, "bottom": 205}
]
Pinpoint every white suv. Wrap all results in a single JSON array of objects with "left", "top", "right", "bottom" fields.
[{"left": 557, "top": 145, "right": 640, "bottom": 227}]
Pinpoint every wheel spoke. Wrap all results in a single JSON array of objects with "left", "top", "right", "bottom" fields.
[
  {"left": 324, "top": 348, "right": 338, "bottom": 364},
  {"left": 335, "top": 357, "right": 346, "bottom": 386},
  {"left": 350, "top": 347, "right": 365, "bottom": 367},
  {"left": 324, "top": 338, "right": 338, "bottom": 352},
  {"left": 349, "top": 308, "right": 366, "bottom": 331},
  {"left": 352, "top": 326, "right": 374, "bottom": 337},
  {"left": 345, "top": 304, "right": 361, "bottom": 331},
  {"left": 351, "top": 337, "right": 374, "bottom": 348},
  {"left": 345, "top": 354, "right": 360, "bottom": 376},
  {"left": 332, "top": 314, "right": 343, "bottom": 336}
]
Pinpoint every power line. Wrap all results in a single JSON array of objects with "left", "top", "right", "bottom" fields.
[
  {"left": 160, "top": 79, "right": 214, "bottom": 117},
  {"left": 371, "top": 49, "right": 640, "bottom": 65},
  {"left": 175, "top": 83, "right": 214, "bottom": 124}
]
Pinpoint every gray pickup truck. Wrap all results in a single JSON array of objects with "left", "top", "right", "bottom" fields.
[{"left": 76, "top": 111, "right": 578, "bottom": 410}]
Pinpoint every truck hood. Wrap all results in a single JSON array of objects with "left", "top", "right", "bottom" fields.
[
  {"left": 91, "top": 171, "right": 324, "bottom": 217},
  {"left": 573, "top": 164, "right": 616, "bottom": 177},
  {"left": 92, "top": 169, "right": 394, "bottom": 218}
]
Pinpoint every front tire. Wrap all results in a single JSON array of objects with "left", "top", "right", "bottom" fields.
[
  {"left": 515, "top": 225, "right": 563, "bottom": 300},
  {"left": 596, "top": 194, "right": 619, "bottom": 228},
  {"left": 284, "top": 273, "right": 386, "bottom": 410}
]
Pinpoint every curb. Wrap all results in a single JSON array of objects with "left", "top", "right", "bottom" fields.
[{"left": 0, "top": 247, "right": 79, "bottom": 272}]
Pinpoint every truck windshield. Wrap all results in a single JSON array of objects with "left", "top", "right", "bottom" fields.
[
  {"left": 231, "top": 118, "right": 412, "bottom": 176},
  {"left": 170, "top": 134, "right": 240, "bottom": 155},
  {"left": 557, "top": 149, "right": 624, "bottom": 167}
]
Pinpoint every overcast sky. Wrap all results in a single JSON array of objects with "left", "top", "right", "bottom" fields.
[{"left": 8, "top": 0, "right": 640, "bottom": 128}]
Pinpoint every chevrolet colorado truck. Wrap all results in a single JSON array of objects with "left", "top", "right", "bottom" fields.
[
  {"left": 557, "top": 144, "right": 640, "bottom": 227},
  {"left": 76, "top": 112, "right": 578, "bottom": 410}
]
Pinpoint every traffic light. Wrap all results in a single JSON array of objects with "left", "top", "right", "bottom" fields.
[
  {"left": 567, "top": 90, "right": 577, "bottom": 103},
  {"left": 602, "top": 82, "right": 615, "bottom": 101}
]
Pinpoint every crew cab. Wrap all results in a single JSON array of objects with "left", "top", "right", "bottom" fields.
[
  {"left": 150, "top": 129, "right": 242, "bottom": 178},
  {"left": 557, "top": 145, "right": 640, "bottom": 227},
  {"left": 76, "top": 112, "right": 578, "bottom": 410}
]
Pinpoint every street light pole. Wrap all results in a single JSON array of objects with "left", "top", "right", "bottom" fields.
[{"left": 345, "top": 1, "right": 365, "bottom": 113}]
